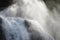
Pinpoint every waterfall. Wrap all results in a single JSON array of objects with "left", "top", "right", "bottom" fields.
[
  {"left": 0, "top": 16, "right": 30, "bottom": 40},
  {"left": 0, "top": 16, "right": 55, "bottom": 40},
  {"left": 0, "top": 0, "right": 56, "bottom": 40}
]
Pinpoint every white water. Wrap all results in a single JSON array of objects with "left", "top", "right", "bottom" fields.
[
  {"left": 1, "top": 16, "right": 30, "bottom": 40},
  {"left": 0, "top": 0, "right": 50, "bottom": 32},
  {"left": 0, "top": 0, "right": 59, "bottom": 40},
  {"left": 0, "top": 16, "right": 55, "bottom": 40}
]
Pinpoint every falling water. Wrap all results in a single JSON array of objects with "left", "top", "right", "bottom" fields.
[
  {"left": 0, "top": 16, "right": 30, "bottom": 40},
  {"left": 1, "top": 0, "right": 60, "bottom": 40}
]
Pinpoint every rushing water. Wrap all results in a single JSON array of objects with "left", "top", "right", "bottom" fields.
[
  {"left": 0, "top": 16, "right": 55, "bottom": 40},
  {"left": 1, "top": 0, "right": 60, "bottom": 40},
  {"left": 0, "top": 16, "right": 30, "bottom": 40}
]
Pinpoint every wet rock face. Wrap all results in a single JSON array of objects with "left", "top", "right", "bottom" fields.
[
  {"left": 0, "top": 0, "right": 13, "bottom": 11},
  {"left": 43, "top": 0, "right": 60, "bottom": 10},
  {"left": 0, "top": 17, "right": 6, "bottom": 40}
]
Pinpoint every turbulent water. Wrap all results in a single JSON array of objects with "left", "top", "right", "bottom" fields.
[
  {"left": 0, "top": 16, "right": 30, "bottom": 40},
  {"left": 0, "top": 0, "right": 54, "bottom": 40},
  {"left": 0, "top": 16, "right": 55, "bottom": 40},
  {"left": 1, "top": 0, "right": 60, "bottom": 40}
]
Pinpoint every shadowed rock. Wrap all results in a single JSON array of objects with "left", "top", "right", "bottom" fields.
[{"left": 0, "top": 17, "right": 6, "bottom": 40}]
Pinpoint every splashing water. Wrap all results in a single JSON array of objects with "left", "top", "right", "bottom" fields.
[
  {"left": 0, "top": 16, "right": 30, "bottom": 40},
  {"left": 0, "top": 0, "right": 56, "bottom": 40},
  {"left": 0, "top": 16, "right": 55, "bottom": 40}
]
